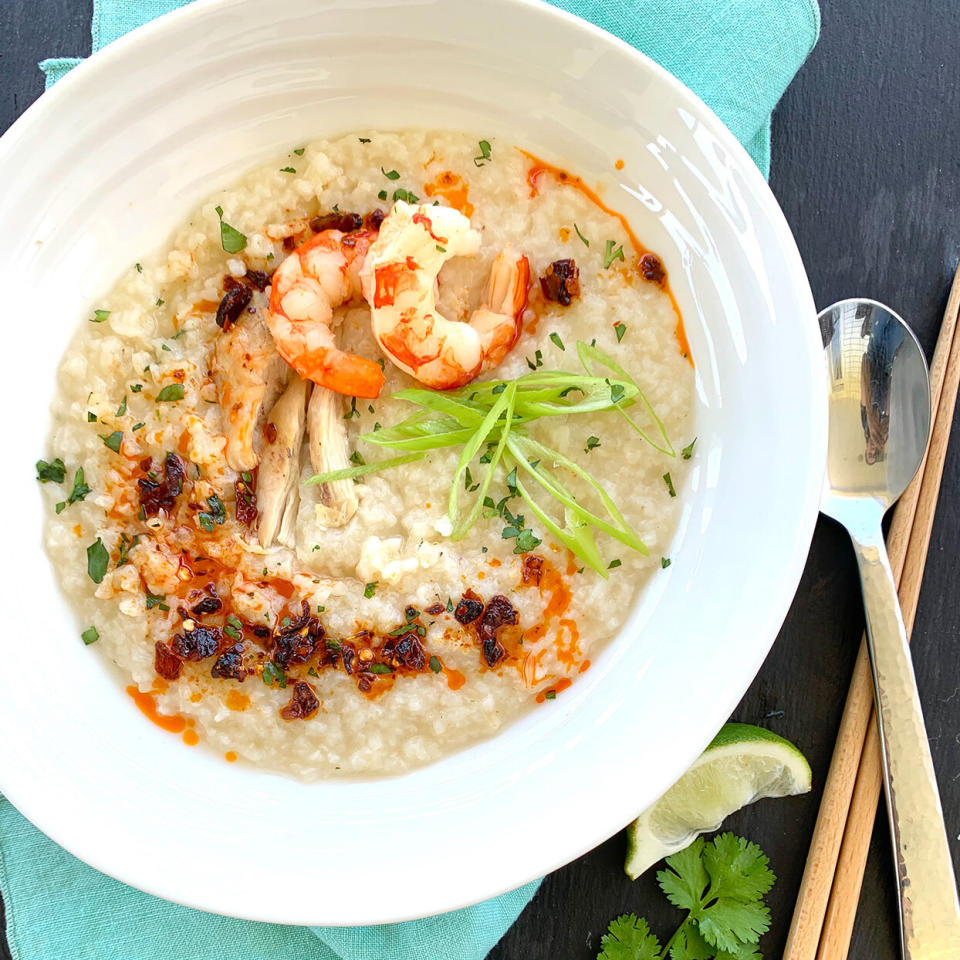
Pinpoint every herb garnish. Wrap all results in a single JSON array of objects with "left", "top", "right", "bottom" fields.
[
  {"left": 87, "top": 412, "right": 97, "bottom": 422},
  {"left": 585, "top": 436, "right": 601, "bottom": 453},
  {"left": 574, "top": 223, "right": 590, "bottom": 247},
  {"left": 549, "top": 332, "right": 565, "bottom": 351},
  {"left": 156, "top": 384, "right": 185, "bottom": 403},
  {"left": 89, "top": 309, "right": 111, "bottom": 323},
  {"left": 57, "top": 468, "right": 91, "bottom": 513},
  {"left": 381, "top": 168, "right": 401, "bottom": 180},
  {"left": 99, "top": 431, "right": 123, "bottom": 454},
  {"left": 293, "top": 147, "right": 306, "bottom": 156},
  {"left": 198, "top": 494, "right": 226, "bottom": 532},
  {"left": 603, "top": 240, "right": 626, "bottom": 269},
  {"left": 280, "top": 166, "right": 296, "bottom": 173},
  {"left": 681, "top": 438, "right": 697, "bottom": 460},
  {"left": 473, "top": 139, "right": 492, "bottom": 167},
  {"left": 215, "top": 205, "right": 247, "bottom": 254},
  {"left": 358, "top": 138, "right": 371, "bottom": 144},
  {"left": 663, "top": 472, "right": 676, "bottom": 497},
  {"left": 81, "top": 626, "right": 99, "bottom": 645},
  {"left": 661, "top": 557, "right": 671, "bottom": 568},
  {"left": 344, "top": 396, "right": 360, "bottom": 419},
  {"left": 116, "top": 396, "right": 127, "bottom": 417},
  {"left": 378, "top": 190, "right": 388, "bottom": 201},
  {"left": 526, "top": 349, "right": 543, "bottom": 370},
  {"left": 145, "top": 593, "right": 166, "bottom": 609},
  {"left": 135, "top": 262, "right": 143, "bottom": 273},
  {"left": 393, "top": 188, "right": 419, "bottom": 204},
  {"left": 429, "top": 656, "right": 442, "bottom": 673},
  {"left": 608, "top": 558, "right": 621, "bottom": 569},
  {"left": 86, "top": 538, "right": 109, "bottom": 583},
  {"left": 596, "top": 834, "right": 775, "bottom": 960},
  {"left": 368, "top": 663, "right": 393, "bottom": 674},
  {"left": 363, "top": 581, "right": 379, "bottom": 599},
  {"left": 130, "top": 384, "right": 143, "bottom": 393},
  {"left": 615, "top": 322, "right": 627, "bottom": 343},
  {"left": 36, "top": 458, "right": 66, "bottom": 483},
  {"left": 262, "top": 662, "right": 287, "bottom": 688}
]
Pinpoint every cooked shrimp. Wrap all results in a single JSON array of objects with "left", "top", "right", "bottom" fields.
[
  {"left": 359, "top": 201, "right": 529, "bottom": 389},
  {"left": 267, "top": 230, "right": 385, "bottom": 399}
]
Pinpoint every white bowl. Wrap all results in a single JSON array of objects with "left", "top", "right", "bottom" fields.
[{"left": 0, "top": 0, "right": 825, "bottom": 924}]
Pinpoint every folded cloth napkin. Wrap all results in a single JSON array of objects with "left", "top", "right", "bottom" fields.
[{"left": 5, "top": 1, "right": 819, "bottom": 958}]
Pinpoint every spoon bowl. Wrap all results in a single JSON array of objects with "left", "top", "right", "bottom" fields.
[
  {"left": 819, "top": 298, "right": 960, "bottom": 959},
  {"left": 820, "top": 298, "right": 930, "bottom": 523}
]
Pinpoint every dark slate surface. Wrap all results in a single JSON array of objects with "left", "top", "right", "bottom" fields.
[{"left": 2, "top": 1, "right": 958, "bottom": 958}]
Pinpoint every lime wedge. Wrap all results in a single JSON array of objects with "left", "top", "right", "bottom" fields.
[{"left": 625, "top": 722, "right": 812, "bottom": 879}]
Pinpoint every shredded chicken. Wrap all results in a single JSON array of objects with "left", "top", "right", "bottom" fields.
[
  {"left": 212, "top": 307, "right": 291, "bottom": 471},
  {"left": 257, "top": 378, "right": 309, "bottom": 548},
  {"left": 308, "top": 387, "right": 359, "bottom": 527}
]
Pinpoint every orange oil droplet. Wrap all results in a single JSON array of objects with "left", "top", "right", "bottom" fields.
[
  {"left": 225, "top": 690, "right": 250, "bottom": 712},
  {"left": 182, "top": 729, "right": 199, "bottom": 746},
  {"left": 225, "top": 750, "right": 238, "bottom": 763}
]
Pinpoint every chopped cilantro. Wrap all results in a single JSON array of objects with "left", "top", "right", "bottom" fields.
[
  {"left": 61, "top": 467, "right": 91, "bottom": 508},
  {"left": 132, "top": 422, "right": 145, "bottom": 431},
  {"left": 349, "top": 451, "right": 366, "bottom": 467},
  {"left": 86, "top": 538, "right": 109, "bottom": 583},
  {"left": 473, "top": 139, "right": 492, "bottom": 167},
  {"left": 145, "top": 593, "right": 166, "bottom": 609},
  {"left": 544, "top": 690, "right": 556, "bottom": 700},
  {"left": 156, "top": 384, "right": 185, "bottom": 403},
  {"left": 603, "top": 240, "right": 626, "bottom": 268},
  {"left": 610, "top": 382, "right": 626, "bottom": 405},
  {"left": 378, "top": 189, "right": 388, "bottom": 201},
  {"left": 358, "top": 138, "right": 371, "bottom": 144},
  {"left": 280, "top": 166, "right": 296, "bottom": 173},
  {"left": 89, "top": 309, "right": 110, "bottom": 323},
  {"left": 381, "top": 167, "right": 401, "bottom": 180},
  {"left": 308, "top": 667, "right": 319, "bottom": 677},
  {"left": 293, "top": 147, "right": 305, "bottom": 156},
  {"left": 585, "top": 436, "right": 601, "bottom": 453},
  {"left": 344, "top": 396, "right": 360, "bottom": 420},
  {"left": 262, "top": 661, "right": 287, "bottom": 688},
  {"left": 363, "top": 581, "right": 378, "bottom": 598},
  {"left": 81, "top": 626, "right": 99, "bottom": 645},
  {"left": 446, "top": 597, "right": 454, "bottom": 613},
  {"left": 526, "top": 349, "right": 544, "bottom": 370},
  {"left": 549, "top": 332, "right": 565, "bottom": 351},
  {"left": 368, "top": 663, "right": 393, "bottom": 674},
  {"left": 215, "top": 205, "right": 247, "bottom": 253},
  {"left": 116, "top": 395, "right": 127, "bottom": 417},
  {"left": 130, "top": 384, "right": 143, "bottom": 393},
  {"left": 392, "top": 188, "right": 419, "bottom": 203},
  {"left": 135, "top": 262, "right": 143, "bottom": 273},
  {"left": 514, "top": 528, "right": 542, "bottom": 553},
  {"left": 661, "top": 556, "right": 671, "bottom": 569},
  {"left": 87, "top": 412, "right": 97, "bottom": 422},
  {"left": 429, "top": 656, "right": 442, "bottom": 674},
  {"left": 682, "top": 438, "right": 697, "bottom": 460},
  {"left": 155, "top": 298, "right": 164, "bottom": 307},
  {"left": 505, "top": 467, "right": 518, "bottom": 494},
  {"left": 615, "top": 322, "right": 627, "bottom": 342},
  {"left": 99, "top": 431, "right": 123, "bottom": 454},
  {"left": 608, "top": 558, "right": 621, "bottom": 569},
  {"left": 198, "top": 493, "right": 226, "bottom": 532},
  {"left": 663, "top": 472, "right": 677, "bottom": 497},
  {"left": 36, "top": 458, "right": 66, "bottom": 483},
  {"left": 574, "top": 223, "right": 590, "bottom": 247}
]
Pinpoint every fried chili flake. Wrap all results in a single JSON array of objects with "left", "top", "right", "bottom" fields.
[
  {"left": 154, "top": 642, "right": 183, "bottom": 680},
  {"left": 211, "top": 644, "right": 247, "bottom": 680},
  {"left": 454, "top": 594, "right": 484, "bottom": 625},
  {"left": 264, "top": 421, "right": 278, "bottom": 444},
  {"left": 521, "top": 554, "right": 544, "bottom": 586},
  {"left": 477, "top": 595, "right": 518, "bottom": 667},
  {"left": 190, "top": 586, "right": 223, "bottom": 616},
  {"left": 214, "top": 284, "right": 252, "bottom": 330},
  {"left": 137, "top": 452, "right": 186, "bottom": 517},
  {"left": 639, "top": 252, "right": 666, "bottom": 285},
  {"left": 380, "top": 631, "right": 426, "bottom": 672},
  {"left": 172, "top": 624, "right": 221, "bottom": 661},
  {"left": 272, "top": 600, "right": 325, "bottom": 669},
  {"left": 539, "top": 258, "right": 580, "bottom": 306},
  {"left": 234, "top": 473, "right": 258, "bottom": 527},
  {"left": 280, "top": 681, "right": 320, "bottom": 720},
  {"left": 425, "top": 602, "right": 445, "bottom": 616}
]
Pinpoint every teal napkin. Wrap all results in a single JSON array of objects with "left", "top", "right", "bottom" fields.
[{"left": 8, "top": 2, "right": 819, "bottom": 958}]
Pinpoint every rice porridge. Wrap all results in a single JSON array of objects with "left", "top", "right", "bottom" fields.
[{"left": 38, "top": 131, "right": 695, "bottom": 778}]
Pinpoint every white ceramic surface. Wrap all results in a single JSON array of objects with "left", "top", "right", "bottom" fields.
[{"left": 0, "top": 0, "right": 825, "bottom": 924}]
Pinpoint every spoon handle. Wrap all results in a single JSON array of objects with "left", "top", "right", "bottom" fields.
[{"left": 852, "top": 523, "right": 960, "bottom": 959}]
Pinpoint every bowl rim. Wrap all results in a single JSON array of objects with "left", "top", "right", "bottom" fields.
[{"left": 0, "top": 0, "right": 826, "bottom": 924}]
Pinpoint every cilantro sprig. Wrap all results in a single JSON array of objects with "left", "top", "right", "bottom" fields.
[{"left": 598, "top": 834, "right": 775, "bottom": 960}]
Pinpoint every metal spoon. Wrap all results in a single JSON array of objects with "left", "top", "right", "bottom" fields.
[{"left": 820, "top": 298, "right": 960, "bottom": 959}]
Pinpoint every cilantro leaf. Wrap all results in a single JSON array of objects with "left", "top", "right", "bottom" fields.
[
  {"left": 215, "top": 206, "right": 247, "bottom": 253},
  {"left": 36, "top": 458, "right": 66, "bottom": 483},
  {"left": 697, "top": 901, "right": 770, "bottom": 952},
  {"left": 658, "top": 838, "right": 709, "bottom": 911},
  {"left": 598, "top": 914, "right": 660, "bottom": 960},
  {"left": 669, "top": 922, "right": 714, "bottom": 960},
  {"left": 703, "top": 834, "right": 775, "bottom": 905},
  {"left": 86, "top": 537, "right": 109, "bottom": 583}
]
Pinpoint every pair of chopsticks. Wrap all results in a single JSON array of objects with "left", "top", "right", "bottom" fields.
[{"left": 783, "top": 263, "right": 960, "bottom": 960}]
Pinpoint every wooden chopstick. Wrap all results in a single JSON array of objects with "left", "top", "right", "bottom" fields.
[{"left": 783, "top": 262, "right": 960, "bottom": 960}]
